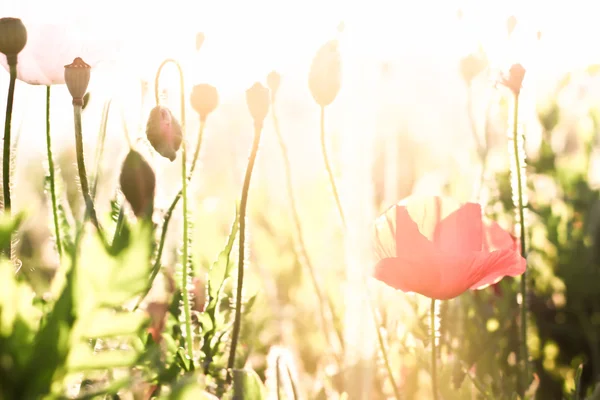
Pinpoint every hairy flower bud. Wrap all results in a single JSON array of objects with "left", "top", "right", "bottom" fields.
[
  {"left": 246, "top": 82, "right": 270, "bottom": 127},
  {"left": 190, "top": 84, "right": 218, "bottom": 122},
  {"left": 120, "top": 150, "right": 156, "bottom": 219},
  {"left": 266, "top": 70, "right": 280, "bottom": 101},
  {"left": 146, "top": 105, "right": 183, "bottom": 161},
  {"left": 0, "top": 17, "right": 27, "bottom": 65},
  {"left": 308, "top": 40, "right": 341, "bottom": 107},
  {"left": 64, "top": 57, "right": 91, "bottom": 106}
]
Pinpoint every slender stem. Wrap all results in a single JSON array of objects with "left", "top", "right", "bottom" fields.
[
  {"left": 133, "top": 121, "right": 206, "bottom": 311},
  {"left": 512, "top": 93, "right": 529, "bottom": 386},
  {"left": 271, "top": 102, "right": 344, "bottom": 352},
  {"left": 2, "top": 63, "right": 16, "bottom": 258},
  {"left": 431, "top": 298, "right": 439, "bottom": 400},
  {"left": 45, "top": 86, "right": 62, "bottom": 259},
  {"left": 369, "top": 296, "right": 401, "bottom": 400},
  {"left": 73, "top": 105, "right": 102, "bottom": 233},
  {"left": 320, "top": 106, "right": 346, "bottom": 229},
  {"left": 227, "top": 122, "right": 263, "bottom": 379},
  {"left": 112, "top": 206, "right": 125, "bottom": 247},
  {"left": 91, "top": 100, "right": 112, "bottom": 201}
]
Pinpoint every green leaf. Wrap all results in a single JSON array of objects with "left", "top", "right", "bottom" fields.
[
  {"left": 67, "top": 342, "right": 139, "bottom": 371},
  {"left": 0, "top": 211, "right": 24, "bottom": 251},
  {"left": 169, "top": 377, "right": 217, "bottom": 400},
  {"left": 208, "top": 208, "right": 239, "bottom": 300},
  {"left": 77, "top": 309, "right": 147, "bottom": 339},
  {"left": 233, "top": 368, "right": 266, "bottom": 400}
]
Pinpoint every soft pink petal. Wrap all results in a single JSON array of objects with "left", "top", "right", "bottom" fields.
[
  {"left": 467, "top": 249, "right": 526, "bottom": 290},
  {"left": 395, "top": 205, "right": 436, "bottom": 257},
  {"left": 434, "top": 202, "right": 483, "bottom": 254},
  {"left": 484, "top": 220, "right": 518, "bottom": 252}
]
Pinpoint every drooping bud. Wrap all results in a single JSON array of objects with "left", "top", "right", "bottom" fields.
[
  {"left": 119, "top": 150, "right": 156, "bottom": 219},
  {"left": 460, "top": 53, "right": 487, "bottom": 85},
  {"left": 246, "top": 82, "right": 270, "bottom": 128},
  {"left": 308, "top": 40, "right": 341, "bottom": 107},
  {"left": 190, "top": 84, "right": 219, "bottom": 122},
  {"left": 506, "top": 15, "right": 517, "bottom": 37},
  {"left": 0, "top": 17, "right": 27, "bottom": 66},
  {"left": 196, "top": 32, "right": 205, "bottom": 51},
  {"left": 501, "top": 63, "right": 526, "bottom": 96},
  {"left": 145, "top": 105, "right": 183, "bottom": 161},
  {"left": 266, "top": 70, "right": 281, "bottom": 101},
  {"left": 64, "top": 57, "right": 91, "bottom": 106}
]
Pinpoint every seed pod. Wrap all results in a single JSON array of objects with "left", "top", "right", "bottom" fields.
[
  {"left": 145, "top": 105, "right": 183, "bottom": 161},
  {"left": 308, "top": 40, "right": 341, "bottom": 107},
  {"left": 120, "top": 150, "right": 156, "bottom": 219},
  {"left": 266, "top": 70, "right": 280, "bottom": 100},
  {"left": 190, "top": 83, "right": 218, "bottom": 122},
  {"left": 246, "top": 82, "right": 270, "bottom": 127},
  {"left": 0, "top": 17, "right": 27, "bottom": 64},
  {"left": 64, "top": 57, "right": 91, "bottom": 106}
]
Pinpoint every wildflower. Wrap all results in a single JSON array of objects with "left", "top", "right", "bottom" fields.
[
  {"left": 190, "top": 83, "right": 219, "bottom": 122},
  {"left": 246, "top": 82, "right": 270, "bottom": 127},
  {"left": 145, "top": 105, "right": 183, "bottom": 161},
  {"left": 460, "top": 53, "right": 487, "bottom": 85},
  {"left": 266, "top": 70, "right": 281, "bottom": 100},
  {"left": 0, "top": 17, "right": 27, "bottom": 64},
  {"left": 500, "top": 63, "right": 526, "bottom": 96},
  {"left": 64, "top": 57, "right": 91, "bottom": 106},
  {"left": 308, "top": 39, "right": 341, "bottom": 107},
  {"left": 373, "top": 196, "right": 526, "bottom": 300},
  {"left": 119, "top": 150, "right": 156, "bottom": 219}
]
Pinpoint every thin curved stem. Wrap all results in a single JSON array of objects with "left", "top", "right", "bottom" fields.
[
  {"left": 227, "top": 122, "right": 263, "bottom": 379},
  {"left": 91, "top": 100, "right": 112, "bottom": 200},
  {"left": 154, "top": 59, "right": 193, "bottom": 363},
  {"left": 45, "top": 86, "right": 62, "bottom": 259},
  {"left": 2, "top": 63, "right": 16, "bottom": 258},
  {"left": 320, "top": 106, "right": 346, "bottom": 229},
  {"left": 512, "top": 93, "right": 529, "bottom": 387},
  {"left": 271, "top": 102, "right": 344, "bottom": 353},
  {"left": 431, "top": 298, "right": 439, "bottom": 400},
  {"left": 73, "top": 105, "right": 102, "bottom": 235},
  {"left": 133, "top": 120, "right": 206, "bottom": 311}
]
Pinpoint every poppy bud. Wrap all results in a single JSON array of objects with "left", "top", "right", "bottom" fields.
[
  {"left": 538, "top": 102, "right": 560, "bottom": 132},
  {"left": 64, "top": 57, "right": 91, "bottom": 106},
  {"left": 460, "top": 53, "right": 486, "bottom": 85},
  {"left": 506, "top": 15, "right": 517, "bottom": 36},
  {"left": 0, "top": 18, "right": 27, "bottom": 65},
  {"left": 246, "top": 82, "right": 270, "bottom": 127},
  {"left": 119, "top": 150, "right": 156, "bottom": 219},
  {"left": 145, "top": 105, "right": 183, "bottom": 161},
  {"left": 196, "top": 32, "right": 205, "bottom": 51},
  {"left": 308, "top": 40, "right": 341, "bottom": 107},
  {"left": 501, "top": 63, "right": 526, "bottom": 96},
  {"left": 190, "top": 84, "right": 219, "bottom": 122},
  {"left": 266, "top": 70, "right": 280, "bottom": 101}
]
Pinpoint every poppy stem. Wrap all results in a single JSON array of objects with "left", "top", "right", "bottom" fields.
[
  {"left": 133, "top": 120, "right": 206, "bottom": 311},
  {"left": 320, "top": 106, "right": 346, "bottom": 229},
  {"left": 227, "top": 121, "right": 263, "bottom": 381},
  {"left": 511, "top": 92, "right": 529, "bottom": 387},
  {"left": 272, "top": 99, "right": 344, "bottom": 355},
  {"left": 431, "top": 298, "right": 439, "bottom": 400},
  {"left": 45, "top": 86, "right": 62, "bottom": 260},
  {"left": 2, "top": 63, "right": 16, "bottom": 259},
  {"left": 91, "top": 99, "right": 112, "bottom": 201}
]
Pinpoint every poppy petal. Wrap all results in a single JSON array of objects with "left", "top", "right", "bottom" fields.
[
  {"left": 467, "top": 249, "right": 526, "bottom": 290},
  {"left": 434, "top": 202, "right": 483, "bottom": 254},
  {"left": 395, "top": 205, "right": 436, "bottom": 256}
]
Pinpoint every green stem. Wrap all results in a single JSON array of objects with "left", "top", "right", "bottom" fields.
[
  {"left": 271, "top": 102, "right": 344, "bottom": 352},
  {"left": 512, "top": 93, "right": 529, "bottom": 387},
  {"left": 133, "top": 120, "right": 206, "bottom": 311},
  {"left": 431, "top": 298, "right": 438, "bottom": 400},
  {"left": 154, "top": 58, "right": 193, "bottom": 363},
  {"left": 2, "top": 62, "right": 16, "bottom": 259},
  {"left": 91, "top": 100, "right": 112, "bottom": 201},
  {"left": 112, "top": 206, "right": 125, "bottom": 247},
  {"left": 227, "top": 121, "right": 263, "bottom": 379},
  {"left": 73, "top": 105, "right": 102, "bottom": 234},
  {"left": 369, "top": 296, "right": 401, "bottom": 400},
  {"left": 320, "top": 106, "right": 346, "bottom": 229},
  {"left": 45, "top": 86, "right": 62, "bottom": 259}
]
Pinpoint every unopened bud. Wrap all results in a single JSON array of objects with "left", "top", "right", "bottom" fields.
[
  {"left": 266, "top": 70, "right": 281, "bottom": 101},
  {"left": 190, "top": 83, "right": 219, "bottom": 122},
  {"left": 64, "top": 57, "right": 91, "bottom": 106},
  {"left": 145, "top": 105, "right": 183, "bottom": 161},
  {"left": 506, "top": 15, "right": 517, "bottom": 36},
  {"left": 460, "top": 53, "right": 487, "bottom": 84},
  {"left": 120, "top": 150, "right": 156, "bottom": 219},
  {"left": 0, "top": 18, "right": 27, "bottom": 65},
  {"left": 308, "top": 40, "right": 341, "bottom": 107},
  {"left": 196, "top": 32, "right": 205, "bottom": 51},
  {"left": 246, "top": 82, "right": 270, "bottom": 127}
]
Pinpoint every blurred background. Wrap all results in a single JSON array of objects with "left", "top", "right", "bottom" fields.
[{"left": 3, "top": 0, "right": 600, "bottom": 398}]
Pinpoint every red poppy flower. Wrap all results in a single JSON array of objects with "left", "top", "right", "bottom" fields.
[{"left": 373, "top": 196, "right": 526, "bottom": 300}]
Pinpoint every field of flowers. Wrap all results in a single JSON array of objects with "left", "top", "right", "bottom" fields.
[{"left": 1, "top": 4, "right": 600, "bottom": 400}]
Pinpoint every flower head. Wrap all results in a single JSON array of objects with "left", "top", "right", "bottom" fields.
[
  {"left": 266, "top": 70, "right": 281, "bottom": 100},
  {"left": 0, "top": 17, "right": 27, "bottom": 63},
  {"left": 308, "top": 39, "right": 341, "bottom": 107},
  {"left": 145, "top": 105, "right": 183, "bottom": 161},
  {"left": 246, "top": 82, "right": 270, "bottom": 127},
  {"left": 500, "top": 63, "right": 526, "bottom": 96},
  {"left": 190, "top": 83, "right": 219, "bottom": 122},
  {"left": 119, "top": 150, "right": 156, "bottom": 219},
  {"left": 64, "top": 57, "right": 91, "bottom": 106},
  {"left": 373, "top": 196, "right": 525, "bottom": 300}
]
